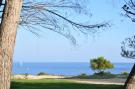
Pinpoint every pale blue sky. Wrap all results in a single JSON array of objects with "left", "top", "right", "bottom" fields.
[{"left": 13, "top": 0, "right": 135, "bottom": 63}]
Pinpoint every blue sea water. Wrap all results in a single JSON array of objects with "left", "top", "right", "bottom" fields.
[{"left": 12, "top": 62, "right": 134, "bottom": 76}]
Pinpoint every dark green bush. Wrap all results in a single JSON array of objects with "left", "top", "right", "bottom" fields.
[
  {"left": 121, "top": 71, "right": 129, "bottom": 75},
  {"left": 37, "top": 72, "right": 48, "bottom": 76}
]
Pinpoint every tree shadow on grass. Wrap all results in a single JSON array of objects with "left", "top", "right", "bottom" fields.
[{"left": 11, "top": 80, "right": 123, "bottom": 89}]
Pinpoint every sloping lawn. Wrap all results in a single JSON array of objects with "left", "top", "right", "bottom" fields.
[{"left": 11, "top": 79, "right": 123, "bottom": 89}]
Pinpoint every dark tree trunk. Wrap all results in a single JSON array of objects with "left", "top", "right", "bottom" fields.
[
  {"left": 124, "top": 64, "right": 135, "bottom": 89},
  {"left": 0, "top": 0, "right": 22, "bottom": 89}
]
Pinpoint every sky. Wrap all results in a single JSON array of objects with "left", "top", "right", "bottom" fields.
[{"left": 13, "top": 0, "right": 135, "bottom": 63}]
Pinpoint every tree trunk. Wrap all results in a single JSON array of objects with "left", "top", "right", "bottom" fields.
[
  {"left": 0, "top": 0, "right": 22, "bottom": 89},
  {"left": 124, "top": 63, "right": 135, "bottom": 89}
]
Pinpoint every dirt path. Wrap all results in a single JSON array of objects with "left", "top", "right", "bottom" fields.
[{"left": 63, "top": 78, "right": 126, "bottom": 85}]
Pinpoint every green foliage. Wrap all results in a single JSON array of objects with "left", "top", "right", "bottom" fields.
[
  {"left": 121, "top": 71, "right": 129, "bottom": 75},
  {"left": 90, "top": 57, "right": 114, "bottom": 73},
  {"left": 90, "top": 72, "right": 117, "bottom": 79},
  {"left": 71, "top": 73, "right": 90, "bottom": 79},
  {"left": 37, "top": 72, "right": 48, "bottom": 76},
  {"left": 70, "top": 72, "right": 117, "bottom": 79}
]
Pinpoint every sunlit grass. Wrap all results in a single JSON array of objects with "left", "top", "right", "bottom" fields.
[{"left": 11, "top": 79, "right": 123, "bottom": 89}]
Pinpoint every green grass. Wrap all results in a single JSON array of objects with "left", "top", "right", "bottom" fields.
[{"left": 11, "top": 79, "right": 123, "bottom": 89}]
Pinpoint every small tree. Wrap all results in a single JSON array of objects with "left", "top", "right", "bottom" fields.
[{"left": 90, "top": 57, "right": 114, "bottom": 74}]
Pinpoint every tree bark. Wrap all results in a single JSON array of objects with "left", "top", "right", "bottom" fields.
[
  {"left": 124, "top": 63, "right": 135, "bottom": 89},
  {"left": 0, "top": 0, "right": 22, "bottom": 89}
]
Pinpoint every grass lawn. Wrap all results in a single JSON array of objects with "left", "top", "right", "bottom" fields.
[{"left": 11, "top": 79, "right": 123, "bottom": 89}]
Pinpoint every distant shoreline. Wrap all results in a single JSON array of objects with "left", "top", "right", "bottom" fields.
[
  {"left": 12, "top": 62, "right": 133, "bottom": 76},
  {"left": 13, "top": 61, "right": 135, "bottom": 64},
  {"left": 12, "top": 74, "right": 67, "bottom": 80}
]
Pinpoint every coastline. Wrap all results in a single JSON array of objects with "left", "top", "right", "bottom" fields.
[
  {"left": 12, "top": 62, "right": 133, "bottom": 76},
  {"left": 12, "top": 74, "right": 66, "bottom": 79}
]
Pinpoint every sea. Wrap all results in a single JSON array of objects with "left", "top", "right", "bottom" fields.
[{"left": 12, "top": 62, "right": 134, "bottom": 76}]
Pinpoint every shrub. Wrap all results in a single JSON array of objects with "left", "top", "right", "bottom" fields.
[
  {"left": 37, "top": 72, "right": 48, "bottom": 76},
  {"left": 121, "top": 71, "right": 129, "bottom": 75},
  {"left": 78, "top": 73, "right": 89, "bottom": 78},
  {"left": 89, "top": 72, "right": 116, "bottom": 79},
  {"left": 69, "top": 73, "right": 89, "bottom": 79}
]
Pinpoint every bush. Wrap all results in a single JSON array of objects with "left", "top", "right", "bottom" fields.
[
  {"left": 69, "top": 73, "right": 89, "bottom": 79},
  {"left": 37, "top": 72, "right": 48, "bottom": 76},
  {"left": 121, "top": 71, "right": 129, "bottom": 75},
  {"left": 89, "top": 72, "right": 116, "bottom": 79},
  {"left": 90, "top": 56, "right": 114, "bottom": 74},
  {"left": 70, "top": 72, "right": 117, "bottom": 79},
  {"left": 77, "top": 73, "right": 89, "bottom": 78}
]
